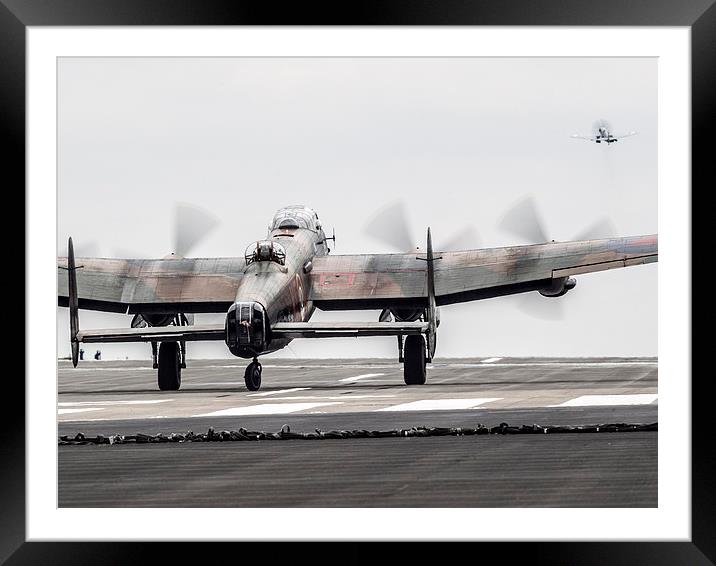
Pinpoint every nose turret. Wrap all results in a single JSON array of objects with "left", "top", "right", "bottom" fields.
[{"left": 225, "top": 301, "right": 269, "bottom": 358}]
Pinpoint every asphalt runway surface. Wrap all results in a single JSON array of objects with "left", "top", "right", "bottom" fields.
[{"left": 58, "top": 357, "right": 658, "bottom": 507}]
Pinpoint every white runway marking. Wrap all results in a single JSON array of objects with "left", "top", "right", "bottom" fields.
[
  {"left": 377, "top": 398, "right": 502, "bottom": 412},
  {"left": 58, "top": 408, "right": 104, "bottom": 415},
  {"left": 198, "top": 382, "right": 248, "bottom": 386},
  {"left": 59, "top": 417, "right": 116, "bottom": 422},
  {"left": 202, "top": 365, "right": 255, "bottom": 369},
  {"left": 446, "top": 362, "right": 657, "bottom": 368},
  {"left": 481, "top": 357, "right": 503, "bottom": 364},
  {"left": 58, "top": 400, "right": 173, "bottom": 406},
  {"left": 58, "top": 367, "right": 155, "bottom": 372},
  {"left": 551, "top": 394, "right": 658, "bottom": 407},
  {"left": 247, "top": 387, "right": 311, "bottom": 397},
  {"left": 339, "top": 373, "right": 385, "bottom": 383},
  {"left": 203, "top": 365, "right": 307, "bottom": 370},
  {"left": 254, "top": 395, "right": 396, "bottom": 401},
  {"left": 194, "top": 402, "right": 341, "bottom": 417},
  {"left": 202, "top": 364, "right": 390, "bottom": 370}
]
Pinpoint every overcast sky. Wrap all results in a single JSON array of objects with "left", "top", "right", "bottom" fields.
[{"left": 57, "top": 57, "right": 657, "bottom": 360}]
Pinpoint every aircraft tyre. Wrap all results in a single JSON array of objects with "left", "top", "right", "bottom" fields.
[
  {"left": 403, "top": 335, "right": 427, "bottom": 385},
  {"left": 245, "top": 360, "right": 262, "bottom": 391},
  {"left": 157, "top": 341, "right": 182, "bottom": 391}
]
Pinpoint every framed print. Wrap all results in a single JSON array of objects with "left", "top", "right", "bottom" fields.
[{"left": 8, "top": 0, "right": 711, "bottom": 563}]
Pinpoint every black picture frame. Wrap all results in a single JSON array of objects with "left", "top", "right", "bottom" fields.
[{"left": 7, "top": 1, "right": 709, "bottom": 563}]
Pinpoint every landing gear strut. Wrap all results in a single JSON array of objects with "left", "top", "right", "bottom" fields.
[
  {"left": 157, "top": 341, "right": 182, "bottom": 391},
  {"left": 245, "top": 358, "right": 262, "bottom": 391},
  {"left": 403, "top": 334, "right": 426, "bottom": 385},
  {"left": 151, "top": 341, "right": 158, "bottom": 369},
  {"left": 179, "top": 340, "right": 187, "bottom": 369}
]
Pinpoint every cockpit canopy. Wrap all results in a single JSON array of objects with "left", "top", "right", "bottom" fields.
[
  {"left": 271, "top": 205, "right": 321, "bottom": 231},
  {"left": 245, "top": 240, "right": 286, "bottom": 266}
]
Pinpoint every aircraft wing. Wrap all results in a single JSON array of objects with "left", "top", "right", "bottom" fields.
[
  {"left": 57, "top": 256, "right": 245, "bottom": 314},
  {"left": 76, "top": 321, "right": 428, "bottom": 343},
  {"left": 615, "top": 131, "right": 638, "bottom": 139},
  {"left": 78, "top": 323, "right": 226, "bottom": 343},
  {"left": 570, "top": 134, "right": 594, "bottom": 141},
  {"left": 270, "top": 321, "right": 428, "bottom": 338},
  {"left": 309, "top": 235, "right": 657, "bottom": 310}
]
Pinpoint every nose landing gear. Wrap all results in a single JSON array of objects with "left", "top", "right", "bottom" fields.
[{"left": 245, "top": 358, "right": 262, "bottom": 391}]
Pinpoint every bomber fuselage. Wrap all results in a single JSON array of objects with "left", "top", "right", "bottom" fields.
[{"left": 225, "top": 206, "right": 329, "bottom": 358}]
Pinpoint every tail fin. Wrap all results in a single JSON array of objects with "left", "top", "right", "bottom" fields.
[
  {"left": 425, "top": 228, "right": 437, "bottom": 360},
  {"left": 67, "top": 237, "right": 80, "bottom": 367}
]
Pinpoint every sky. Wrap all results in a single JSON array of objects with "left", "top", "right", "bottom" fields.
[{"left": 57, "top": 57, "right": 657, "bottom": 360}]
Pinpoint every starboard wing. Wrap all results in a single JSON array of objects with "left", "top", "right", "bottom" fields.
[{"left": 309, "top": 235, "right": 657, "bottom": 310}]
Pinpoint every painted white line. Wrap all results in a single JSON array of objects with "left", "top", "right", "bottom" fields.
[
  {"left": 58, "top": 367, "right": 155, "bottom": 372},
  {"left": 377, "top": 398, "right": 502, "bottom": 412},
  {"left": 58, "top": 417, "right": 118, "bottom": 422},
  {"left": 58, "top": 400, "right": 173, "bottom": 407},
  {"left": 202, "top": 365, "right": 391, "bottom": 370},
  {"left": 253, "top": 395, "right": 396, "bottom": 401},
  {"left": 247, "top": 387, "right": 311, "bottom": 397},
  {"left": 339, "top": 373, "right": 385, "bottom": 383},
  {"left": 203, "top": 365, "right": 261, "bottom": 369},
  {"left": 194, "top": 402, "right": 341, "bottom": 417},
  {"left": 58, "top": 407, "right": 104, "bottom": 415},
  {"left": 446, "top": 362, "right": 657, "bottom": 368},
  {"left": 197, "top": 382, "right": 248, "bottom": 386},
  {"left": 550, "top": 394, "right": 658, "bottom": 407},
  {"left": 203, "top": 365, "right": 330, "bottom": 370},
  {"left": 481, "top": 357, "right": 503, "bottom": 364}
]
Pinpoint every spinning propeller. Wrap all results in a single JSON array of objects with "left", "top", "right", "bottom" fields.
[
  {"left": 364, "top": 200, "right": 478, "bottom": 330},
  {"left": 63, "top": 203, "right": 219, "bottom": 336},
  {"left": 66, "top": 202, "right": 220, "bottom": 259},
  {"left": 172, "top": 202, "right": 220, "bottom": 258},
  {"left": 497, "top": 195, "right": 616, "bottom": 320},
  {"left": 363, "top": 200, "right": 480, "bottom": 253}
]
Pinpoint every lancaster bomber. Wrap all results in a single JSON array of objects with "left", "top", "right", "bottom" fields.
[{"left": 58, "top": 205, "right": 658, "bottom": 391}]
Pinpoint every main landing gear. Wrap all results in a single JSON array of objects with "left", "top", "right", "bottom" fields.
[
  {"left": 157, "top": 341, "right": 182, "bottom": 391},
  {"left": 245, "top": 358, "right": 262, "bottom": 391},
  {"left": 401, "top": 334, "right": 427, "bottom": 385}
]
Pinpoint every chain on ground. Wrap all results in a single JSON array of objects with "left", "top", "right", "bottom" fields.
[{"left": 58, "top": 422, "right": 658, "bottom": 445}]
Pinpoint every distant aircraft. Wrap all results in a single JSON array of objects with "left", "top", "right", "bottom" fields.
[
  {"left": 571, "top": 119, "right": 638, "bottom": 145},
  {"left": 58, "top": 204, "right": 657, "bottom": 391}
]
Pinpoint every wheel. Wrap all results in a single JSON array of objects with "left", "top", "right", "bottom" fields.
[
  {"left": 403, "top": 335, "right": 426, "bottom": 385},
  {"left": 244, "top": 361, "right": 262, "bottom": 391},
  {"left": 157, "top": 341, "right": 181, "bottom": 391}
]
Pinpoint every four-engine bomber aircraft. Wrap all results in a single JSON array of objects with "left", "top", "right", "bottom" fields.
[
  {"left": 571, "top": 119, "right": 638, "bottom": 145},
  {"left": 58, "top": 205, "right": 658, "bottom": 391}
]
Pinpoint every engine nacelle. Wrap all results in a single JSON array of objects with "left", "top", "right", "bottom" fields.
[
  {"left": 132, "top": 313, "right": 175, "bottom": 327},
  {"left": 539, "top": 277, "right": 577, "bottom": 298},
  {"left": 225, "top": 301, "right": 269, "bottom": 358},
  {"left": 379, "top": 307, "right": 441, "bottom": 327},
  {"left": 132, "top": 312, "right": 194, "bottom": 328},
  {"left": 390, "top": 308, "right": 423, "bottom": 322}
]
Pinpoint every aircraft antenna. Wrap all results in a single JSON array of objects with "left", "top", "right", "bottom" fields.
[{"left": 324, "top": 227, "right": 336, "bottom": 252}]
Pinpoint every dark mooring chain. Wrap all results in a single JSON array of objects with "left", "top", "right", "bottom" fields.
[{"left": 58, "top": 422, "right": 657, "bottom": 445}]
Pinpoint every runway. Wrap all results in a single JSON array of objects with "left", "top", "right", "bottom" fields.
[{"left": 58, "top": 357, "right": 657, "bottom": 507}]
